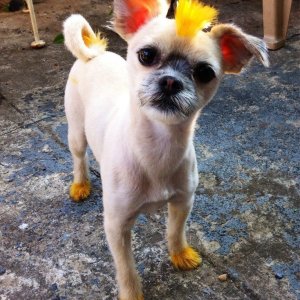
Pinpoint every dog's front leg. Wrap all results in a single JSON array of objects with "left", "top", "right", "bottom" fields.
[
  {"left": 104, "top": 213, "right": 143, "bottom": 300},
  {"left": 167, "top": 196, "right": 202, "bottom": 270}
]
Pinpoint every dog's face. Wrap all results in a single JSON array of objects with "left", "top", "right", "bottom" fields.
[
  {"left": 114, "top": 0, "right": 269, "bottom": 124},
  {"left": 127, "top": 17, "right": 222, "bottom": 124}
]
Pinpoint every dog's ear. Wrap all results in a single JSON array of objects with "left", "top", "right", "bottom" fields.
[
  {"left": 113, "top": 0, "right": 167, "bottom": 40},
  {"left": 210, "top": 24, "right": 269, "bottom": 74}
]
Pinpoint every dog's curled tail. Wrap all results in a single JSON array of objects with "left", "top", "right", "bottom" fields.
[{"left": 63, "top": 14, "right": 107, "bottom": 61}]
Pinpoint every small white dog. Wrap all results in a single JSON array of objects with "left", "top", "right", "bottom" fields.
[{"left": 63, "top": 0, "right": 268, "bottom": 299}]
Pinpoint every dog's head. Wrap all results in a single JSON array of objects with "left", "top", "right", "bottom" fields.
[{"left": 113, "top": 0, "right": 269, "bottom": 124}]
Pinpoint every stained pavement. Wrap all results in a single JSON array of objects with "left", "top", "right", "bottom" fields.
[{"left": 0, "top": 0, "right": 299, "bottom": 299}]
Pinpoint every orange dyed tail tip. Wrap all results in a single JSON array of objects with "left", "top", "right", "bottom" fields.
[
  {"left": 69, "top": 181, "right": 91, "bottom": 202},
  {"left": 170, "top": 246, "right": 202, "bottom": 270}
]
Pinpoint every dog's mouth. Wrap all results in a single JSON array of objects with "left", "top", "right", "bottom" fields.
[
  {"left": 142, "top": 92, "right": 197, "bottom": 117},
  {"left": 138, "top": 70, "right": 200, "bottom": 118},
  {"left": 139, "top": 85, "right": 199, "bottom": 117}
]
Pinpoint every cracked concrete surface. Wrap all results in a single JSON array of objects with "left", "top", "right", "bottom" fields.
[{"left": 0, "top": 0, "right": 299, "bottom": 299}]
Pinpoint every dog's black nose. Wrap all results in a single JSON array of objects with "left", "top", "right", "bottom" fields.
[{"left": 159, "top": 76, "right": 183, "bottom": 95}]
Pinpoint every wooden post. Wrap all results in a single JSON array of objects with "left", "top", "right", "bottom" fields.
[
  {"left": 25, "top": 0, "right": 46, "bottom": 48},
  {"left": 263, "top": 0, "right": 292, "bottom": 50}
]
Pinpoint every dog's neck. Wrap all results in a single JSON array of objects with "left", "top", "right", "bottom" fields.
[{"left": 128, "top": 101, "right": 199, "bottom": 179}]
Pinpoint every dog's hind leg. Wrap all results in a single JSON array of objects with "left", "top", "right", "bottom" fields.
[
  {"left": 68, "top": 131, "right": 90, "bottom": 202},
  {"left": 65, "top": 81, "right": 91, "bottom": 202},
  {"left": 167, "top": 197, "right": 202, "bottom": 270}
]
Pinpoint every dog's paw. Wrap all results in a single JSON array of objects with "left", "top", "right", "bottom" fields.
[
  {"left": 69, "top": 181, "right": 91, "bottom": 201},
  {"left": 170, "top": 246, "right": 202, "bottom": 270}
]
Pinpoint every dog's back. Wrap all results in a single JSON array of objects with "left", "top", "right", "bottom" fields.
[{"left": 64, "top": 14, "right": 129, "bottom": 154}]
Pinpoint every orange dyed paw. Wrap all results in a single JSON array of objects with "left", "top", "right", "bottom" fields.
[
  {"left": 69, "top": 181, "right": 91, "bottom": 202},
  {"left": 170, "top": 246, "right": 202, "bottom": 270}
]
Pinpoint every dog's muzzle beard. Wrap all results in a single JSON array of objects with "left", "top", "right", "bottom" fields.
[{"left": 139, "top": 78, "right": 199, "bottom": 118}]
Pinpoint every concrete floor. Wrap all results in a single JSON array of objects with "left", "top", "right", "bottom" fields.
[{"left": 0, "top": 0, "right": 299, "bottom": 299}]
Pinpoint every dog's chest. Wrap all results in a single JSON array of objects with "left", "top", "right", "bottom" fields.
[
  {"left": 154, "top": 185, "right": 176, "bottom": 202},
  {"left": 149, "top": 180, "right": 177, "bottom": 203},
  {"left": 140, "top": 185, "right": 176, "bottom": 213}
]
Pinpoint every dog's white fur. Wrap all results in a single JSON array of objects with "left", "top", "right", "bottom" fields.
[{"left": 64, "top": 2, "right": 268, "bottom": 299}]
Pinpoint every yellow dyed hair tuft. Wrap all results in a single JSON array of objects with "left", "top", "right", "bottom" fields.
[
  {"left": 82, "top": 30, "right": 107, "bottom": 50},
  {"left": 175, "top": 0, "right": 218, "bottom": 38}
]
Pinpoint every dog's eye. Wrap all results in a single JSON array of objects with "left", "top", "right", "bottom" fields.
[
  {"left": 193, "top": 63, "right": 216, "bottom": 83},
  {"left": 137, "top": 47, "right": 159, "bottom": 66}
]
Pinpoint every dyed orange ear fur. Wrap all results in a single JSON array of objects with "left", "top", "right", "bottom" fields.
[
  {"left": 113, "top": 0, "right": 162, "bottom": 40},
  {"left": 211, "top": 24, "right": 269, "bottom": 74}
]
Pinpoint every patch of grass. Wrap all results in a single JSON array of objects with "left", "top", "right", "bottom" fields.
[
  {"left": 3, "top": 4, "right": 10, "bottom": 12},
  {"left": 53, "top": 33, "right": 64, "bottom": 44}
]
